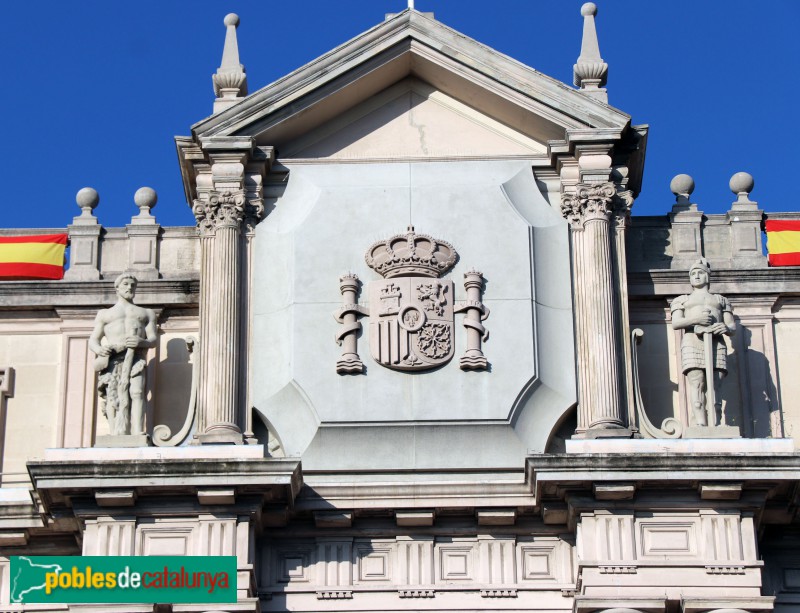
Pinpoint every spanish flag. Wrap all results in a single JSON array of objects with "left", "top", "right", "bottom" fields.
[
  {"left": 766, "top": 220, "right": 800, "bottom": 267},
  {"left": 0, "top": 234, "right": 68, "bottom": 280}
]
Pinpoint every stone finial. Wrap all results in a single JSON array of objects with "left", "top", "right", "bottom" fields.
[
  {"left": 573, "top": 2, "right": 608, "bottom": 103},
  {"left": 73, "top": 187, "right": 100, "bottom": 225},
  {"left": 729, "top": 171, "right": 756, "bottom": 206},
  {"left": 76, "top": 187, "right": 99, "bottom": 217},
  {"left": 132, "top": 187, "right": 157, "bottom": 223},
  {"left": 670, "top": 174, "right": 695, "bottom": 207},
  {"left": 212, "top": 13, "right": 248, "bottom": 114}
]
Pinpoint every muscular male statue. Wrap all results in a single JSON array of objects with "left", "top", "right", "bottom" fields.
[
  {"left": 670, "top": 258, "right": 736, "bottom": 427},
  {"left": 89, "top": 273, "right": 157, "bottom": 436}
]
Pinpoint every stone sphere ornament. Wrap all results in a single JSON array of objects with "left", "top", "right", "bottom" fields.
[
  {"left": 670, "top": 174, "right": 695, "bottom": 198},
  {"left": 581, "top": 2, "right": 597, "bottom": 16},
  {"left": 224, "top": 13, "right": 239, "bottom": 27},
  {"left": 134, "top": 187, "right": 158, "bottom": 212},
  {"left": 75, "top": 187, "right": 99, "bottom": 213},
  {"left": 729, "top": 171, "right": 754, "bottom": 196}
]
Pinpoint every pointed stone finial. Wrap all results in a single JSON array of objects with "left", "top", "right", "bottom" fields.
[
  {"left": 212, "top": 13, "right": 248, "bottom": 114},
  {"left": 573, "top": 2, "right": 608, "bottom": 103}
]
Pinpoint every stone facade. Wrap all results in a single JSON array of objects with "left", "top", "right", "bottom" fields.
[{"left": 0, "top": 6, "right": 798, "bottom": 613}]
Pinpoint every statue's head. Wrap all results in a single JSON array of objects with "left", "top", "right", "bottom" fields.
[
  {"left": 689, "top": 258, "right": 710, "bottom": 289},
  {"left": 114, "top": 273, "right": 138, "bottom": 299}
]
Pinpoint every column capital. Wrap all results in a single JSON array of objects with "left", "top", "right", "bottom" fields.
[
  {"left": 192, "top": 189, "right": 246, "bottom": 236},
  {"left": 561, "top": 182, "right": 616, "bottom": 228}
]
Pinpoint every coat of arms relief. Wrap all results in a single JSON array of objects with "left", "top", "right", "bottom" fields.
[{"left": 334, "top": 227, "right": 489, "bottom": 374}]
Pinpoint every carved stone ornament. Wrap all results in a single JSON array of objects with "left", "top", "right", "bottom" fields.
[
  {"left": 192, "top": 189, "right": 246, "bottom": 235},
  {"left": 334, "top": 227, "right": 490, "bottom": 373},
  {"left": 560, "top": 182, "right": 616, "bottom": 228},
  {"left": 365, "top": 228, "right": 458, "bottom": 371}
]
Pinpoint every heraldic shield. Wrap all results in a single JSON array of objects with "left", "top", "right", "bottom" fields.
[
  {"left": 334, "top": 226, "right": 489, "bottom": 375},
  {"left": 368, "top": 277, "right": 455, "bottom": 371}
]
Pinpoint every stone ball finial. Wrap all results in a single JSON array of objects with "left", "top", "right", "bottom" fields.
[
  {"left": 75, "top": 187, "right": 99, "bottom": 216},
  {"left": 729, "top": 171, "right": 754, "bottom": 196},
  {"left": 581, "top": 2, "right": 598, "bottom": 16},
  {"left": 134, "top": 186, "right": 158, "bottom": 211},
  {"left": 670, "top": 174, "right": 695, "bottom": 199},
  {"left": 224, "top": 13, "right": 239, "bottom": 27}
]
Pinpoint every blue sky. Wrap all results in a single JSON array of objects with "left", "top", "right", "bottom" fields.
[{"left": 1, "top": 1, "right": 795, "bottom": 229}]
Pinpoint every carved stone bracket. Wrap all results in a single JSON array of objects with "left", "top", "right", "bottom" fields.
[
  {"left": 631, "top": 329, "right": 683, "bottom": 439},
  {"left": 454, "top": 270, "right": 490, "bottom": 371},
  {"left": 334, "top": 274, "right": 368, "bottom": 374},
  {"left": 317, "top": 591, "right": 352, "bottom": 600},
  {"left": 153, "top": 337, "right": 198, "bottom": 447},
  {"left": 192, "top": 189, "right": 246, "bottom": 236},
  {"left": 399, "top": 589, "right": 435, "bottom": 598},
  {"left": 481, "top": 589, "right": 518, "bottom": 598}
]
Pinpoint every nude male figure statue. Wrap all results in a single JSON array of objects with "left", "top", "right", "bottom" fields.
[{"left": 89, "top": 273, "right": 157, "bottom": 436}]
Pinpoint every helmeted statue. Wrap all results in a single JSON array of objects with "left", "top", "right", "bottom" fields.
[{"left": 670, "top": 258, "right": 736, "bottom": 427}]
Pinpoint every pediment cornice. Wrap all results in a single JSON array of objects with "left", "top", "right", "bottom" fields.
[{"left": 190, "top": 10, "right": 631, "bottom": 146}]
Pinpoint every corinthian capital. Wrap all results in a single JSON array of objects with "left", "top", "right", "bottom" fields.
[
  {"left": 560, "top": 182, "right": 616, "bottom": 228},
  {"left": 192, "top": 189, "right": 246, "bottom": 235}
]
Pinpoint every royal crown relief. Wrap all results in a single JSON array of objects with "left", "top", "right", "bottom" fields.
[{"left": 334, "top": 227, "right": 489, "bottom": 374}]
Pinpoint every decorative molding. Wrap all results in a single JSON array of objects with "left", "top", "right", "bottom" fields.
[
  {"left": 481, "top": 589, "right": 518, "bottom": 598},
  {"left": 399, "top": 589, "right": 435, "bottom": 598},
  {"left": 706, "top": 565, "right": 746, "bottom": 575},
  {"left": 316, "top": 590, "right": 352, "bottom": 600},
  {"left": 598, "top": 565, "right": 637, "bottom": 574}
]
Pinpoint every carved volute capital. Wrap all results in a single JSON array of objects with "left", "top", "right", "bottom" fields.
[
  {"left": 613, "top": 189, "right": 634, "bottom": 229},
  {"left": 560, "top": 182, "right": 616, "bottom": 229},
  {"left": 193, "top": 189, "right": 246, "bottom": 235},
  {"left": 243, "top": 197, "right": 265, "bottom": 234}
]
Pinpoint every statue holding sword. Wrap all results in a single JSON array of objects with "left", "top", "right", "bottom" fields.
[{"left": 671, "top": 258, "right": 736, "bottom": 428}]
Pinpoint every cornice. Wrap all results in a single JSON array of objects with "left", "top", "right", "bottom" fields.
[{"left": 0, "top": 278, "right": 199, "bottom": 308}]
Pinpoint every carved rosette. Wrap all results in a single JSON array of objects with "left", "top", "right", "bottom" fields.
[
  {"left": 560, "top": 182, "right": 616, "bottom": 229},
  {"left": 192, "top": 190, "right": 246, "bottom": 236}
]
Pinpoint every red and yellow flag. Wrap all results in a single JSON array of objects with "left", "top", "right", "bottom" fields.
[
  {"left": 766, "top": 220, "right": 800, "bottom": 267},
  {"left": 0, "top": 234, "right": 68, "bottom": 280}
]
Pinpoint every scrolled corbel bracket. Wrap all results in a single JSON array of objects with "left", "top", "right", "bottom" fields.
[
  {"left": 153, "top": 337, "right": 198, "bottom": 447},
  {"left": 334, "top": 273, "right": 369, "bottom": 374},
  {"left": 631, "top": 329, "right": 683, "bottom": 439},
  {"left": 454, "top": 269, "right": 490, "bottom": 371}
]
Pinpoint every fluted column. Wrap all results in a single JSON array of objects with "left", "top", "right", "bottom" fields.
[
  {"left": 562, "top": 183, "right": 630, "bottom": 436},
  {"left": 193, "top": 189, "right": 246, "bottom": 444}
]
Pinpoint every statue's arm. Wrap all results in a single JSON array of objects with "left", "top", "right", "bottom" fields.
[
  {"left": 142, "top": 309, "right": 158, "bottom": 349},
  {"left": 670, "top": 295, "right": 694, "bottom": 330},
  {"left": 722, "top": 300, "right": 736, "bottom": 336},
  {"left": 88, "top": 312, "right": 111, "bottom": 356}
]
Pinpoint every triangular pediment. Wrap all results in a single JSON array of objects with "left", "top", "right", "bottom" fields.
[
  {"left": 284, "top": 78, "right": 547, "bottom": 160},
  {"left": 190, "top": 10, "right": 632, "bottom": 154}
]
